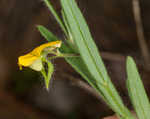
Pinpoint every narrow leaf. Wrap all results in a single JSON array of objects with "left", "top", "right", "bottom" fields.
[
  {"left": 44, "top": 0, "right": 67, "bottom": 35},
  {"left": 127, "top": 56, "right": 150, "bottom": 119},
  {"left": 37, "top": 25, "right": 58, "bottom": 41},
  {"left": 61, "top": 0, "right": 109, "bottom": 83},
  {"left": 60, "top": 0, "right": 134, "bottom": 118}
]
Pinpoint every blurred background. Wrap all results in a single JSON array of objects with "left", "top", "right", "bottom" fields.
[{"left": 0, "top": 0, "right": 150, "bottom": 119}]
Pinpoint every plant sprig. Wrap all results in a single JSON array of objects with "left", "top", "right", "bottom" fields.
[{"left": 37, "top": 0, "right": 150, "bottom": 119}]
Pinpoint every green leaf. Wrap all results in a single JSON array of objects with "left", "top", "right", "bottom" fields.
[
  {"left": 41, "top": 60, "right": 54, "bottom": 90},
  {"left": 46, "top": 61, "right": 54, "bottom": 89},
  {"left": 60, "top": 0, "right": 135, "bottom": 118},
  {"left": 127, "top": 56, "right": 150, "bottom": 119},
  {"left": 60, "top": 0, "right": 109, "bottom": 83},
  {"left": 37, "top": 25, "right": 58, "bottom": 41},
  {"left": 43, "top": 0, "right": 67, "bottom": 35}
]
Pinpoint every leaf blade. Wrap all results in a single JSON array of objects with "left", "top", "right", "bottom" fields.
[
  {"left": 127, "top": 56, "right": 150, "bottom": 119},
  {"left": 60, "top": 0, "right": 134, "bottom": 118},
  {"left": 44, "top": 0, "right": 67, "bottom": 35}
]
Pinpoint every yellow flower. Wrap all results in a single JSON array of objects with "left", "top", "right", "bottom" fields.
[{"left": 18, "top": 41, "right": 62, "bottom": 71}]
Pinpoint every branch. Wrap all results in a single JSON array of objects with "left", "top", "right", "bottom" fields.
[{"left": 132, "top": 0, "right": 150, "bottom": 69}]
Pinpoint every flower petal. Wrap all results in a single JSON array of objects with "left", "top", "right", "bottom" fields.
[
  {"left": 18, "top": 53, "right": 39, "bottom": 68},
  {"left": 18, "top": 41, "right": 62, "bottom": 71},
  {"left": 29, "top": 58, "right": 43, "bottom": 71},
  {"left": 31, "top": 41, "right": 62, "bottom": 56}
]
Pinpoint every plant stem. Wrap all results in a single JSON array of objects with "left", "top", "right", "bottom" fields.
[{"left": 132, "top": 0, "right": 150, "bottom": 69}]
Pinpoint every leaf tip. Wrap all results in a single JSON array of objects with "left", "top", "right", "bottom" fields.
[{"left": 127, "top": 56, "right": 135, "bottom": 67}]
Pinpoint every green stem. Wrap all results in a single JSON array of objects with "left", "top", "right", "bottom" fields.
[{"left": 48, "top": 53, "right": 79, "bottom": 60}]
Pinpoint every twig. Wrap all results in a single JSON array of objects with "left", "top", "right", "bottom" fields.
[
  {"left": 71, "top": 77, "right": 101, "bottom": 99},
  {"left": 132, "top": 0, "right": 150, "bottom": 69},
  {"left": 101, "top": 52, "right": 125, "bottom": 62},
  {"left": 62, "top": 72, "right": 101, "bottom": 100}
]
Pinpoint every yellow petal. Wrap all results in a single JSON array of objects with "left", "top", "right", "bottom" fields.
[
  {"left": 31, "top": 41, "right": 62, "bottom": 56},
  {"left": 18, "top": 41, "right": 62, "bottom": 70},
  {"left": 18, "top": 53, "right": 39, "bottom": 68}
]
